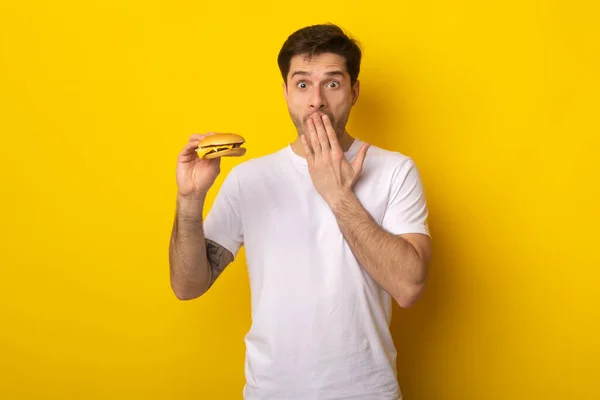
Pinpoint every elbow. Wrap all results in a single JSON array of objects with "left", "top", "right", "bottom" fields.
[
  {"left": 171, "top": 282, "right": 205, "bottom": 301},
  {"left": 174, "top": 290, "right": 201, "bottom": 301},
  {"left": 394, "top": 282, "right": 425, "bottom": 308},
  {"left": 394, "top": 258, "right": 429, "bottom": 308}
]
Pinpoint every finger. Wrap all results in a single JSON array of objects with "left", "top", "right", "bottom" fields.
[
  {"left": 181, "top": 141, "right": 201, "bottom": 156},
  {"left": 300, "top": 134, "right": 314, "bottom": 163},
  {"left": 321, "top": 114, "right": 340, "bottom": 150},
  {"left": 182, "top": 139, "right": 205, "bottom": 155},
  {"left": 352, "top": 143, "right": 371, "bottom": 173},
  {"left": 178, "top": 135, "right": 208, "bottom": 161},
  {"left": 306, "top": 118, "right": 321, "bottom": 156},
  {"left": 312, "top": 114, "right": 330, "bottom": 154}
]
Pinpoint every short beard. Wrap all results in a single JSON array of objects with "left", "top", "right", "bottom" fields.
[{"left": 290, "top": 110, "right": 350, "bottom": 140}]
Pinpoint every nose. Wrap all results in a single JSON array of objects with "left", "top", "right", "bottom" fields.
[{"left": 309, "top": 88, "right": 327, "bottom": 111}]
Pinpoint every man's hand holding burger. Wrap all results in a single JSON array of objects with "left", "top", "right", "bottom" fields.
[
  {"left": 176, "top": 133, "right": 222, "bottom": 201},
  {"left": 176, "top": 132, "right": 247, "bottom": 200}
]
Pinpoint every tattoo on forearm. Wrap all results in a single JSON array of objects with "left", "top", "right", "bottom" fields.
[{"left": 205, "top": 239, "right": 234, "bottom": 289}]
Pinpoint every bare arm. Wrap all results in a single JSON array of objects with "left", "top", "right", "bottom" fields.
[
  {"left": 169, "top": 193, "right": 234, "bottom": 300},
  {"left": 330, "top": 191, "right": 431, "bottom": 308}
]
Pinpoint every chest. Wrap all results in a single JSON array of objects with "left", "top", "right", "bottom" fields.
[{"left": 239, "top": 165, "right": 391, "bottom": 248}]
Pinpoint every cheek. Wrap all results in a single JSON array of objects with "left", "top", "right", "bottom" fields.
[
  {"left": 287, "top": 94, "right": 305, "bottom": 108},
  {"left": 286, "top": 97, "right": 300, "bottom": 112},
  {"left": 328, "top": 98, "right": 350, "bottom": 116},
  {"left": 327, "top": 91, "right": 351, "bottom": 106}
]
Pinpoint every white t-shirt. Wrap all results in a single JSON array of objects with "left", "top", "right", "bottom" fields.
[{"left": 203, "top": 137, "right": 430, "bottom": 400}]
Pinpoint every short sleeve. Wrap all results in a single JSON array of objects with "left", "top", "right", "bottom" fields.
[
  {"left": 380, "top": 158, "right": 430, "bottom": 237},
  {"left": 203, "top": 168, "right": 244, "bottom": 257}
]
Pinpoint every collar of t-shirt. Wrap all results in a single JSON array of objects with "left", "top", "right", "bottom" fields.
[{"left": 285, "top": 137, "right": 364, "bottom": 166}]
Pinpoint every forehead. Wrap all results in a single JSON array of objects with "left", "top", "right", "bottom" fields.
[{"left": 288, "top": 52, "right": 348, "bottom": 77}]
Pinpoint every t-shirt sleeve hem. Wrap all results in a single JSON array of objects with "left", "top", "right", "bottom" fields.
[{"left": 386, "top": 223, "right": 431, "bottom": 237}]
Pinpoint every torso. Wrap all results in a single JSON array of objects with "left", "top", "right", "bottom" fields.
[{"left": 232, "top": 138, "right": 408, "bottom": 399}]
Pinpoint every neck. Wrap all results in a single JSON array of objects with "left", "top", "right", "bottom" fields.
[{"left": 291, "top": 130, "right": 355, "bottom": 158}]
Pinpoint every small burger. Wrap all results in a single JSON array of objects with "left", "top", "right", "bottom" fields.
[{"left": 196, "top": 133, "right": 247, "bottom": 159}]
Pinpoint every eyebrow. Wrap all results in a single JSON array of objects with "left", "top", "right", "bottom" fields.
[{"left": 290, "top": 70, "right": 345, "bottom": 79}]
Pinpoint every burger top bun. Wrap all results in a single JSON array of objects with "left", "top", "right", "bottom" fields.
[{"left": 197, "top": 133, "right": 245, "bottom": 147}]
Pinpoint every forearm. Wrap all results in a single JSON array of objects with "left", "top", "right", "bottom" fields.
[
  {"left": 330, "top": 191, "right": 427, "bottom": 307},
  {"left": 169, "top": 193, "right": 211, "bottom": 299}
]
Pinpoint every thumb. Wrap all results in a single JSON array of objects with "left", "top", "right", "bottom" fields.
[{"left": 352, "top": 143, "right": 370, "bottom": 173}]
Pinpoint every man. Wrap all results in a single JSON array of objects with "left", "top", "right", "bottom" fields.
[{"left": 169, "top": 23, "right": 431, "bottom": 400}]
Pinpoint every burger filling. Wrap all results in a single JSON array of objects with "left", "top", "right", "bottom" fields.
[{"left": 196, "top": 143, "right": 243, "bottom": 158}]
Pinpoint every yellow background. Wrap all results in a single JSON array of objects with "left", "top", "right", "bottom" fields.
[{"left": 1, "top": 0, "right": 599, "bottom": 399}]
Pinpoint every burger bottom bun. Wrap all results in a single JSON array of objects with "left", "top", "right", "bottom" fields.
[{"left": 202, "top": 147, "right": 247, "bottom": 159}]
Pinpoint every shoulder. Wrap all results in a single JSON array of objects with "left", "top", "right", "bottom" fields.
[{"left": 361, "top": 141, "right": 420, "bottom": 176}]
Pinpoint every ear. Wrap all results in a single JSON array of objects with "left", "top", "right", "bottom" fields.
[
  {"left": 351, "top": 80, "right": 360, "bottom": 105},
  {"left": 283, "top": 82, "right": 287, "bottom": 99}
]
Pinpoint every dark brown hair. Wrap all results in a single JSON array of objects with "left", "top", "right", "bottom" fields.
[{"left": 277, "top": 23, "right": 362, "bottom": 86}]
